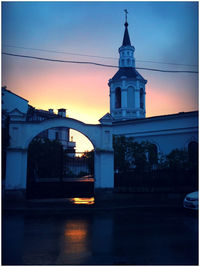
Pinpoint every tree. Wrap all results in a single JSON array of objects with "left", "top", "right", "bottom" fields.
[
  {"left": 81, "top": 150, "right": 94, "bottom": 175},
  {"left": 113, "top": 136, "right": 154, "bottom": 172},
  {"left": 27, "top": 138, "right": 65, "bottom": 180},
  {"left": 113, "top": 135, "right": 132, "bottom": 172},
  {"left": 165, "top": 148, "right": 189, "bottom": 171}
]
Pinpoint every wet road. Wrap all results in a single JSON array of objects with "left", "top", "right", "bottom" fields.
[{"left": 2, "top": 207, "right": 198, "bottom": 265}]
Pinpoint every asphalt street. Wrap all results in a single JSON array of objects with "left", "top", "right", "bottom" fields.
[{"left": 2, "top": 207, "right": 198, "bottom": 265}]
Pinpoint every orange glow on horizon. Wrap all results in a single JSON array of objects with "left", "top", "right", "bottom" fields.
[
  {"left": 146, "top": 83, "right": 198, "bottom": 118},
  {"left": 3, "top": 55, "right": 198, "bottom": 151}
]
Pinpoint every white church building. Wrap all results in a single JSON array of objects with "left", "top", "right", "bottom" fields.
[
  {"left": 2, "top": 17, "right": 198, "bottom": 193},
  {"left": 101, "top": 18, "right": 198, "bottom": 157}
]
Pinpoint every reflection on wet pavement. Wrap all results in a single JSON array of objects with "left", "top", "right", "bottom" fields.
[
  {"left": 56, "top": 220, "right": 91, "bottom": 264},
  {"left": 70, "top": 197, "right": 95, "bottom": 205},
  {"left": 2, "top": 208, "right": 198, "bottom": 265}
]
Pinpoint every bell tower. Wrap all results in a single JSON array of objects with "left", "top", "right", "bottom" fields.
[{"left": 109, "top": 10, "right": 147, "bottom": 120}]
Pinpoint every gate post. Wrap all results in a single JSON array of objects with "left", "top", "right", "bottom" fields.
[
  {"left": 94, "top": 150, "right": 114, "bottom": 189},
  {"left": 5, "top": 148, "right": 28, "bottom": 194}
]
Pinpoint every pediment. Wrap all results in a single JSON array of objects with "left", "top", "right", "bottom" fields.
[
  {"left": 8, "top": 108, "right": 26, "bottom": 121},
  {"left": 9, "top": 108, "right": 25, "bottom": 116},
  {"left": 99, "top": 113, "right": 113, "bottom": 125}
]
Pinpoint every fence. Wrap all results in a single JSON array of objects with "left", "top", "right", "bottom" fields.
[
  {"left": 26, "top": 152, "right": 94, "bottom": 199},
  {"left": 114, "top": 169, "right": 198, "bottom": 193}
]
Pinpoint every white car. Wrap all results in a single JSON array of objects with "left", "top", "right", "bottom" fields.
[{"left": 183, "top": 191, "right": 198, "bottom": 210}]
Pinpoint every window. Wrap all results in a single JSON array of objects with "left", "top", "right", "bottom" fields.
[
  {"left": 55, "top": 132, "right": 59, "bottom": 140},
  {"left": 148, "top": 144, "right": 158, "bottom": 164},
  {"left": 188, "top": 141, "right": 198, "bottom": 163},
  {"left": 127, "top": 59, "right": 130, "bottom": 65},
  {"left": 115, "top": 87, "right": 121, "bottom": 109},
  {"left": 127, "top": 86, "right": 134, "bottom": 108},
  {"left": 140, "top": 88, "right": 144, "bottom": 109}
]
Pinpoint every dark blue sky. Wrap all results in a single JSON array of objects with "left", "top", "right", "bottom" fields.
[
  {"left": 2, "top": 1, "right": 198, "bottom": 122},
  {"left": 2, "top": 1, "right": 198, "bottom": 64}
]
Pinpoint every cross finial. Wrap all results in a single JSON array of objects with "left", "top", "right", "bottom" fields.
[{"left": 124, "top": 9, "right": 128, "bottom": 23}]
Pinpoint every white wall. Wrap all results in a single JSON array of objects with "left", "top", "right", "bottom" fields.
[
  {"left": 6, "top": 117, "right": 114, "bottom": 190},
  {"left": 112, "top": 112, "right": 198, "bottom": 155}
]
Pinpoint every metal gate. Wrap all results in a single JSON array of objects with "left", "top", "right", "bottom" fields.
[{"left": 26, "top": 151, "right": 94, "bottom": 199}]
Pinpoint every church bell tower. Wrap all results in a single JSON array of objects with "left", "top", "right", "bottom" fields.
[{"left": 108, "top": 11, "right": 147, "bottom": 120}]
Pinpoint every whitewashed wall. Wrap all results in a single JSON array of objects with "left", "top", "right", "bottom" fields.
[{"left": 112, "top": 112, "right": 198, "bottom": 154}]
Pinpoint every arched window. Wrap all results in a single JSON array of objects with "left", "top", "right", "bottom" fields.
[
  {"left": 188, "top": 141, "right": 198, "bottom": 163},
  {"left": 140, "top": 88, "right": 144, "bottom": 109},
  {"left": 127, "top": 86, "right": 134, "bottom": 108},
  {"left": 148, "top": 144, "right": 158, "bottom": 165},
  {"left": 115, "top": 87, "right": 121, "bottom": 109}
]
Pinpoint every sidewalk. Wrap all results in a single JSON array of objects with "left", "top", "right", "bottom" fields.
[{"left": 3, "top": 191, "right": 186, "bottom": 213}]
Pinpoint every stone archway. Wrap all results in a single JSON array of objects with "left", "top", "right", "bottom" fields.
[{"left": 5, "top": 117, "right": 114, "bottom": 193}]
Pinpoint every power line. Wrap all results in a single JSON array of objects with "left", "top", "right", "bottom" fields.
[
  {"left": 2, "top": 52, "right": 198, "bottom": 74},
  {"left": 2, "top": 52, "right": 117, "bottom": 67},
  {"left": 136, "top": 59, "right": 198, "bottom": 67},
  {"left": 2, "top": 44, "right": 116, "bottom": 60},
  {"left": 3, "top": 44, "right": 198, "bottom": 67}
]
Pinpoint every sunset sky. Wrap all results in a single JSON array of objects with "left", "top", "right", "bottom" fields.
[{"left": 2, "top": 1, "right": 198, "bottom": 151}]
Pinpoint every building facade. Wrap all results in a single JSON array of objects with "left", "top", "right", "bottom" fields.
[
  {"left": 109, "top": 20, "right": 147, "bottom": 120},
  {"left": 2, "top": 87, "right": 76, "bottom": 154},
  {"left": 2, "top": 17, "right": 198, "bottom": 192},
  {"left": 104, "top": 18, "right": 198, "bottom": 158}
]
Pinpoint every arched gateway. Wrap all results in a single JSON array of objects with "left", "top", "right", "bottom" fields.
[{"left": 5, "top": 117, "right": 114, "bottom": 193}]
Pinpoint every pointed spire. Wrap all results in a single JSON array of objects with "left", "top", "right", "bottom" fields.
[
  {"left": 122, "top": 9, "right": 131, "bottom": 46},
  {"left": 122, "top": 22, "right": 131, "bottom": 46}
]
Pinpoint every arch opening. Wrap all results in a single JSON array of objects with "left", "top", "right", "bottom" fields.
[
  {"left": 26, "top": 126, "right": 95, "bottom": 199},
  {"left": 24, "top": 118, "right": 97, "bottom": 150}
]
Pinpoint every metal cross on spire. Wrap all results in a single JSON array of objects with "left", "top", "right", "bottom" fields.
[{"left": 124, "top": 9, "right": 128, "bottom": 23}]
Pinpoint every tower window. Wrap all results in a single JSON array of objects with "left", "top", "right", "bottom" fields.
[
  {"left": 140, "top": 88, "right": 144, "bottom": 109},
  {"left": 127, "top": 86, "right": 134, "bottom": 108},
  {"left": 127, "top": 59, "right": 130, "bottom": 65},
  {"left": 115, "top": 87, "right": 121, "bottom": 109}
]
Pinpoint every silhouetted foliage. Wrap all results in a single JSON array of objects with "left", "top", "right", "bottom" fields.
[
  {"left": 166, "top": 149, "right": 189, "bottom": 170},
  {"left": 113, "top": 136, "right": 158, "bottom": 172},
  {"left": 27, "top": 138, "right": 64, "bottom": 179},
  {"left": 81, "top": 150, "right": 94, "bottom": 175},
  {"left": 113, "top": 136, "right": 198, "bottom": 192}
]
